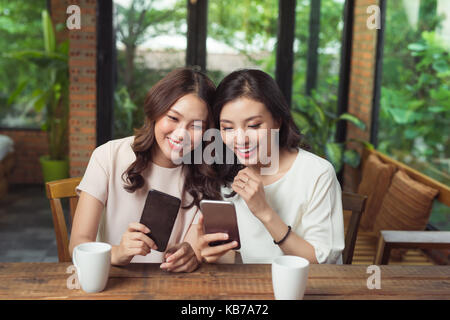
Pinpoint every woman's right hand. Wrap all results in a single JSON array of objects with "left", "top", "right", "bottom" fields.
[
  {"left": 196, "top": 214, "right": 239, "bottom": 263},
  {"left": 112, "top": 222, "right": 158, "bottom": 266}
]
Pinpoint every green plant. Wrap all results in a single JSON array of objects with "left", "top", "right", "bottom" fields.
[
  {"left": 115, "top": 0, "right": 185, "bottom": 94},
  {"left": 113, "top": 86, "right": 138, "bottom": 139},
  {"left": 0, "top": 0, "right": 46, "bottom": 113},
  {"left": 379, "top": 31, "right": 450, "bottom": 163},
  {"left": 3, "top": 10, "right": 69, "bottom": 160},
  {"left": 292, "top": 90, "right": 371, "bottom": 173}
]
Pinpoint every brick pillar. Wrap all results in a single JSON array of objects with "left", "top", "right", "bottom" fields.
[
  {"left": 67, "top": 0, "right": 97, "bottom": 177},
  {"left": 50, "top": 0, "right": 97, "bottom": 178},
  {"left": 50, "top": 0, "right": 69, "bottom": 43},
  {"left": 343, "top": 0, "right": 379, "bottom": 192}
]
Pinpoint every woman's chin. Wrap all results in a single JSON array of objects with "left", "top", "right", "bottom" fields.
[
  {"left": 165, "top": 146, "right": 194, "bottom": 163},
  {"left": 236, "top": 153, "right": 259, "bottom": 166}
]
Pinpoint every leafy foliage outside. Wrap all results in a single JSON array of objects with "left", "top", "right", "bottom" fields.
[
  {"left": 0, "top": 0, "right": 48, "bottom": 128},
  {"left": 2, "top": 9, "right": 69, "bottom": 160},
  {"left": 113, "top": 0, "right": 186, "bottom": 136},
  {"left": 380, "top": 0, "right": 449, "bottom": 229},
  {"left": 209, "top": 0, "right": 362, "bottom": 171}
]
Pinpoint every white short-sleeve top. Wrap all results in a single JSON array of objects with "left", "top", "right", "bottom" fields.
[
  {"left": 222, "top": 148, "right": 345, "bottom": 264},
  {"left": 76, "top": 136, "right": 199, "bottom": 263}
]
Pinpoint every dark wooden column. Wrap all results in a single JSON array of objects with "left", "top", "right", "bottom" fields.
[
  {"left": 335, "top": 0, "right": 355, "bottom": 183},
  {"left": 275, "top": 0, "right": 296, "bottom": 107},
  {"left": 186, "top": 0, "right": 208, "bottom": 71},
  {"left": 335, "top": 0, "right": 355, "bottom": 144},
  {"left": 305, "top": 0, "right": 321, "bottom": 96},
  {"left": 370, "top": 0, "right": 386, "bottom": 148},
  {"left": 97, "top": 0, "right": 115, "bottom": 145}
]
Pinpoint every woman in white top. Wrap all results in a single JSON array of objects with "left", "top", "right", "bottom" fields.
[
  {"left": 195, "top": 69, "right": 345, "bottom": 264},
  {"left": 69, "top": 68, "right": 221, "bottom": 271}
]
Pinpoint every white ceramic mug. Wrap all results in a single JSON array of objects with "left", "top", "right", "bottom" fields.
[
  {"left": 73, "top": 242, "right": 111, "bottom": 293},
  {"left": 272, "top": 255, "right": 310, "bottom": 300}
]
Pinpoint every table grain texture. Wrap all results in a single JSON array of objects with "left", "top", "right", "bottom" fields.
[{"left": 0, "top": 263, "right": 448, "bottom": 300}]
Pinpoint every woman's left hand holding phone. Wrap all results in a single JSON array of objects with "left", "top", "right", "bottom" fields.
[{"left": 111, "top": 222, "right": 157, "bottom": 266}]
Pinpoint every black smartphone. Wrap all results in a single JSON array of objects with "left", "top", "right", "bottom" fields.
[
  {"left": 139, "top": 189, "right": 181, "bottom": 252},
  {"left": 199, "top": 200, "right": 241, "bottom": 250}
]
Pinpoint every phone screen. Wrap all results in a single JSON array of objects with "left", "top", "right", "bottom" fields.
[{"left": 200, "top": 200, "right": 241, "bottom": 250}]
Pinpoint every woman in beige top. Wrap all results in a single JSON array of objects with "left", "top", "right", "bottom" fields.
[{"left": 69, "top": 68, "right": 221, "bottom": 272}]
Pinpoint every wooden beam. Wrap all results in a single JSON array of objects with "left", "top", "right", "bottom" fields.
[
  {"left": 275, "top": 0, "right": 296, "bottom": 107},
  {"left": 336, "top": 0, "right": 355, "bottom": 143},
  {"left": 97, "top": 0, "right": 115, "bottom": 145},
  {"left": 370, "top": 0, "right": 386, "bottom": 148},
  {"left": 305, "top": 0, "right": 321, "bottom": 96},
  {"left": 335, "top": 0, "right": 355, "bottom": 183},
  {"left": 186, "top": 0, "right": 207, "bottom": 71}
]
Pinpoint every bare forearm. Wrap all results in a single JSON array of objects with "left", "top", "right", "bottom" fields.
[
  {"left": 69, "top": 191, "right": 104, "bottom": 258},
  {"left": 260, "top": 208, "right": 319, "bottom": 264},
  {"left": 68, "top": 235, "right": 95, "bottom": 257}
]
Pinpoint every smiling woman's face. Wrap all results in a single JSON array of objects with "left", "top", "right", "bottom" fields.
[
  {"left": 219, "top": 96, "right": 280, "bottom": 167},
  {"left": 152, "top": 93, "right": 208, "bottom": 168}
]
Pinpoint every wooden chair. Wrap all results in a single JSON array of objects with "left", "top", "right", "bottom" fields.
[
  {"left": 374, "top": 230, "right": 450, "bottom": 265},
  {"left": 45, "top": 177, "right": 82, "bottom": 262},
  {"left": 342, "top": 191, "right": 367, "bottom": 264}
]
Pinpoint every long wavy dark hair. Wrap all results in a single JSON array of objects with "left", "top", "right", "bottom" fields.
[
  {"left": 122, "top": 68, "right": 222, "bottom": 208},
  {"left": 212, "top": 69, "right": 309, "bottom": 195}
]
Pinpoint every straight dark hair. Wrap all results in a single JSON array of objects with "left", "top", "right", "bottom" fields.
[
  {"left": 122, "top": 67, "right": 222, "bottom": 208},
  {"left": 212, "top": 69, "right": 308, "bottom": 191}
]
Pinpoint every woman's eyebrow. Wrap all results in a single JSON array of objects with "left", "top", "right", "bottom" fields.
[
  {"left": 220, "top": 115, "right": 262, "bottom": 123},
  {"left": 170, "top": 109, "right": 205, "bottom": 123},
  {"left": 245, "top": 115, "right": 263, "bottom": 121},
  {"left": 168, "top": 109, "right": 182, "bottom": 116}
]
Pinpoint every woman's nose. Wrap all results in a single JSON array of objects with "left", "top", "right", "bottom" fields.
[
  {"left": 235, "top": 128, "right": 249, "bottom": 146},
  {"left": 173, "top": 126, "right": 189, "bottom": 142}
]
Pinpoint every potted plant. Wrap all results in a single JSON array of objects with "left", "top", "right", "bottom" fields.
[
  {"left": 5, "top": 10, "right": 69, "bottom": 182},
  {"left": 292, "top": 90, "right": 373, "bottom": 173}
]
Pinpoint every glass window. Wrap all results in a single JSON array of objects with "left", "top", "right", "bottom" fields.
[
  {"left": 113, "top": 0, "right": 186, "bottom": 138},
  {"left": 291, "top": 0, "right": 347, "bottom": 171},
  {"left": 380, "top": 0, "right": 450, "bottom": 230},
  {"left": 207, "top": 0, "right": 278, "bottom": 84},
  {"left": 0, "top": 0, "right": 48, "bottom": 129}
]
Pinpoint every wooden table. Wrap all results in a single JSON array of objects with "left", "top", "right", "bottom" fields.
[{"left": 0, "top": 263, "right": 449, "bottom": 300}]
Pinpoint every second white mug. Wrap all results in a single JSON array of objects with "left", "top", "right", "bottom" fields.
[{"left": 272, "top": 255, "right": 310, "bottom": 300}]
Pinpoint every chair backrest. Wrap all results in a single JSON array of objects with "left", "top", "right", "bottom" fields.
[
  {"left": 363, "top": 148, "right": 450, "bottom": 206},
  {"left": 342, "top": 191, "right": 367, "bottom": 264},
  {"left": 45, "top": 177, "right": 82, "bottom": 262}
]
